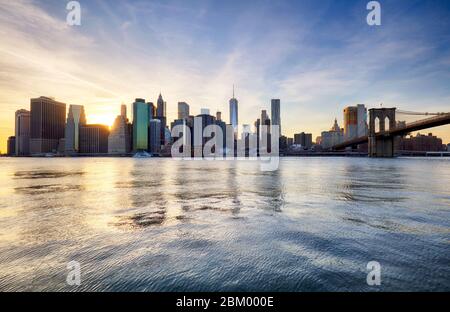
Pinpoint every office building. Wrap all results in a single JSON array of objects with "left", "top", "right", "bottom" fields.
[
  {"left": 15, "top": 109, "right": 30, "bottom": 156},
  {"left": 108, "top": 104, "right": 131, "bottom": 154},
  {"left": 156, "top": 93, "right": 167, "bottom": 146},
  {"left": 149, "top": 119, "right": 161, "bottom": 154},
  {"left": 271, "top": 99, "right": 281, "bottom": 136},
  {"left": 7, "top": 136, "right": 16, "bottom": 156},
  {"left": 132, "top": 98, "right": 150, "bottom": 151},
  {"left": 294, "top": 132, "right": 313, "bottom": 149},
  {"left": 343, "top": 106, "right": 358, "bottom": 140},
  {"left": 30, "top": 96, "right": 66, "bottom": 154},
  {"left": 216, "top": 111, "right": 222, "bottom": 121},
  {"left": 79, "top": 124, "right": 109, "bottom": 154},
  {"left": 321, "top": 118, "right": 344, "bottom": 149},
  {"left": 178, "top": 102, "right": 189, "bottom": 120},
  {"left": 65, "top": 105, "right": 86, "bottom": 154},
  {"left": 229, "top": 86, "right": 238, "bottom": 138},
  {"left": 356, "top": 104, "right": 368, "bottom": 137},
  {"left": 201, "top": 108, "right": 210, "bottom": 115},
  {"left": 398, "top": 133, "right": 446, "bottom": 152}
]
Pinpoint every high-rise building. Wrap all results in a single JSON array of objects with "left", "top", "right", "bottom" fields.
[
  {"left": 178, "top": 102, "right": 189, "bottom": 120},
  {"left": 15, "top": 109, "right": 30, "bottom": 156},
  {"left": 201, "top": 108, "right": 210, "bottom": 115},
  {"left": 7, "top": 136, "right": 16, "bottom": 156},
  {"left": 65, "top": 105, "right": 86, "bottom": 154},
  {"left": 343, "top": 106, "right": 358, "bottom": 140},
  {"left": 229, "top": 85, "right": 238, "bottom": 138},
  {"left": 216, "top": 111, "right": 222, "bottom": 121},
  {"left": 357, "top": 104, "right": 368, "bottom": 137},
  {"left": 149, "top": 119, "right": 161, "bottom": 154},
  {"left": 30, "top": 96, "right": 66, "bottom": 154},
  {"left": 271, "top": 99, "right": 281, "bottom": 136},
  {"left": 108, "top": 104, "right": 131, "bottom": 154},
  {"left": 147, "top": 102, "right": 155, "bottom": 120},
  {"left": 156, "top": 93, "right": 166, "bottom": 118},
  {"left": 79, "top": 124, "right": 109, "bottom": 154},
  {"left": 294, "top": 132, "right": 313, "bottom": 149},
  {"left": 132, "top": 98, "right": 150, "bottom": 151},
  {"left": 156, "top": 93, "right": 167, "bottom": 146},
  {"left": 343, "top": 104, "right": 367, "bottom": 140}
]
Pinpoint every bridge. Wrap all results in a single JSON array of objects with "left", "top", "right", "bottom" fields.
[{"left": 332, "top": 108, "right": 450, "bottom": 157}]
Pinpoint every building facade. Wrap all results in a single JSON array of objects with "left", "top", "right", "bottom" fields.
[
  {"left": 132, "top": 98, "right": 150, "bottom": 151},
  {"left": 294, "top": 132, "right": 313, "bottom": 149},
  {"left": 79, "top": 124, "right": 109, "bottom": 154},
  {"left": 30, "top": 96, "right": 66, "bottom": 154},
  {"left": 149, "top": 119, "right": 161, "bottom": 154},
  {"left": 65, "top": 104, "right": 86, "bottom": 154},
  {"left": 178, "top": 102, "right": 189, "bottom": 120},
  {"left": 7, "top": 136, "right": 16, "bottom": 156},
  {"left": 321, "top": 118, "right": 344, "bottom": 149},
  {"left": 15, "top": 109, "right": 30, "bottom": 156},
  {"left": 343, "top": 106, "right": 358, "bottom": 140},
  {"left": 398, "top": 133, "right": 446, "bottom": 151},
  {"left": 108, "top": 104, "right": 131, "bottom": 154},
  {"left": 271, "top": 99, "right": 281, "bottom": 136},
  {"left": 229, "top": 87, "right": 238, "bottom": 138}
]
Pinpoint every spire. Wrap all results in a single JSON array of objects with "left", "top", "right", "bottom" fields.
[{"left": 232, "top": 84, "right": 235, "bottom": 99}]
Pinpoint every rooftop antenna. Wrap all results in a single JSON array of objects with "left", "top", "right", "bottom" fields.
[{"left": 233, "top": 84, "right": 235, "bottom": 98}]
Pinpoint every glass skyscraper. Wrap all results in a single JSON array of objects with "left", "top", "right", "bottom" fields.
[
  {"left": 133, "top": 98, "right": 150, "bottom": 151},
  {"left": 271, "top": 99, "right": 281, "bottom": 137},
  {"left": 229, "top": 86, "right": 238, "bottom": 138},
  {"left": 65, "top": 104, "right": 86, "bottom": 154}
]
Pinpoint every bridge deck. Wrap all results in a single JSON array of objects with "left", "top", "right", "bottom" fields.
[{"left": 333, "top": 113, "right": 450, "bottom": 150}]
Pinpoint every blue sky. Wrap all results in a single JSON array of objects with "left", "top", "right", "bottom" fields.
[{"left": 1, "top": 0, "right": 450, "bottom": 151}]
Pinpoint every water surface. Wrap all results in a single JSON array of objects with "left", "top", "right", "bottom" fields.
[{"left": 0, "top": 157, "right": 449, "bottom": 291}]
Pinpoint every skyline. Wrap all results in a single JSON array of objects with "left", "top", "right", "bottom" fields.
[{"left": 1, "top": 0, "right": 450, "bottom": 152}]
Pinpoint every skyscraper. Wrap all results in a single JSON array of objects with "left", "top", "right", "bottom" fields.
[
  {"left": 79, "top": 124, "right": 109, "bottom": 154},
  {"left": 15, "top": 109, "right": 30, "bottom": 156},
  {"left": 344, "top": 104, "right": 368, "bottom": 140},
  {"left": 178, "top": 102, "right": 189, "bottom": 120},
  {"left": 156, "top": 93, "right": 166, "bottom": 118},
  {"left": 132, "top": 98, "right": 150, "bottom": 151},
  {"left": 65, "top": 105, "right": 86, "bottom": 154},
  {"left": 108, "top": 104, "right": 131, "bottom": 154},
  {"left": 7, "top": 136, "right": 16, "bottom": 156},
  {"left": 156, "top": 93, "right": 167, "bottom": 146},
  {"left": 149, "top": 119, "right": 161, "bottom": 154},
  {"left": 357, "top": 104, "right": 368, "bottom": 137},
  {"left": 30, "top": 96, "right": 66, "bottom": 155},
  {"left": 271, "top": 99, "right": 281, "bottom": 136},
  {"left": 343, "top": 106, "right": 358, "bottom": 140},
  {"left": 229, "top": 85, "right": 238, "bottom": 138}
]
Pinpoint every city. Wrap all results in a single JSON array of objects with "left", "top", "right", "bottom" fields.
[
  {"left": 0, "top": 0, "right": 449, "bottom": 302},
  {"left": 4, "top": 94, "right": 450, "bottom": 158}
]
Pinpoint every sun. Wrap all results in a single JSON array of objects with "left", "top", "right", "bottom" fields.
[{"left": 87, "top": 113, "right": 116, "bottom": 128}]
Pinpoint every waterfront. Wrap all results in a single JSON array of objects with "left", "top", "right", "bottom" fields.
[{"left": 0, "top": 157, "right": 449, "bottom": 291}]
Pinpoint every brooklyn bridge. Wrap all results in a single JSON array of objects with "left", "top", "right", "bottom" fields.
[{"left": 332, "top": 108, "right": 450, "bottom": 157}]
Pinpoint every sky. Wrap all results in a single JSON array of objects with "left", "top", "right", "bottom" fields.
[{"left": 1, "top": 0, "right": 450, "bottom": 152}]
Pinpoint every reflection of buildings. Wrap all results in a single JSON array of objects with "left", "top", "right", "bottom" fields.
[
  {"left": 30, "top": 96, "right": 66, "bottom": 154},
  {"left": 398, "top": 133, "right": 446, "bottom": 151},
  {"left": 79, "top": 124, "right": 109, "bottom": 154},
  {"left": 108, "top": 104, "right": 131, "bottom": 154},
  {"left": 65, "top": 105, "right": 86, "bottom": 154},
  {"left": 320, "top": 118, "right": 344, "bottom": 149},
  {"left": 15, "top": 109, "right": 30, "bottom": 156}
]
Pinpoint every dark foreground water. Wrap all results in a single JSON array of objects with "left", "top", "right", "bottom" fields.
[{"left": 0, "top": 157, "right": 449, "bottom": 291}]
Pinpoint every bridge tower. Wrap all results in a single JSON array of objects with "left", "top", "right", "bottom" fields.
[{"left": 368, "top": 108, "right": 396, "bottom": 157}]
